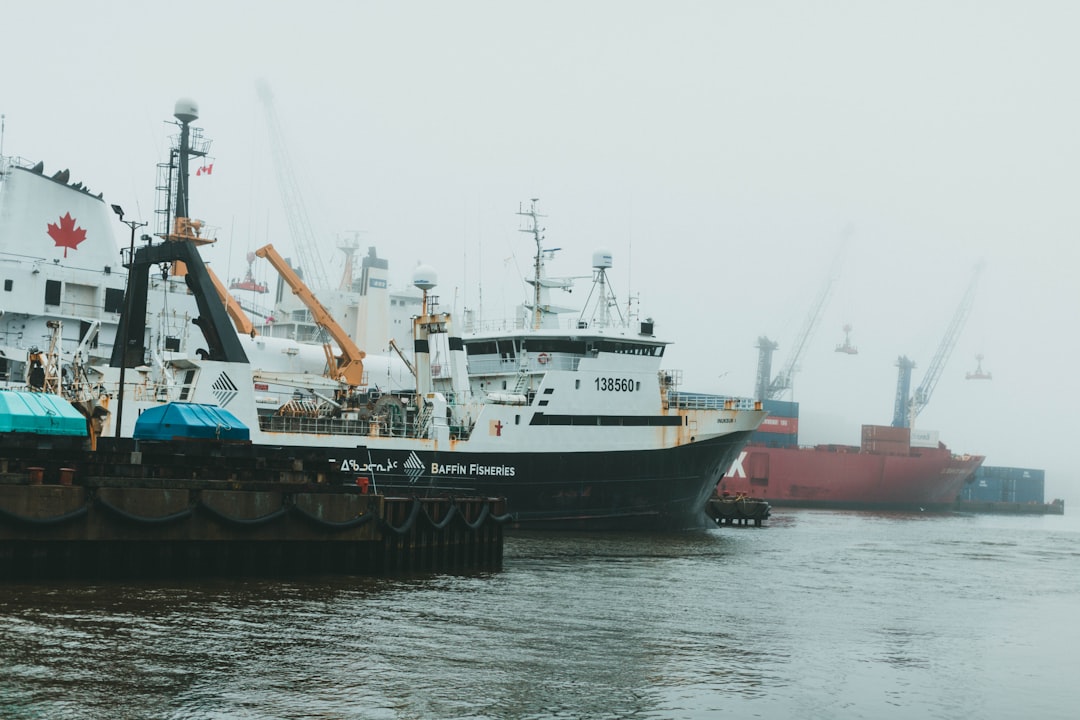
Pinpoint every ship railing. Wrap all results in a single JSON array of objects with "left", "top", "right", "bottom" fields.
[
  {"left": 259, "top": 413, "right": 429, "bottom": 439},
  {"left": 667, "top": 391, "right": 759, "bottom": 411},
  {"left": 466, "top": 355, "right": 579, "bottom": 375},
  {"left": 0, "top": 155, "right": 36, "bottom": 175},
  {"left": 463, "top": 316, "right": 622, "bottom": 334},
  {"left": 132, "top": 381, "right": 183, "bottom": 403}
]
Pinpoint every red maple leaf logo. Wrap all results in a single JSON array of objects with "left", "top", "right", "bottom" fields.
[{"left": 47, "top": 212, "right": 87, "bottom": 258}]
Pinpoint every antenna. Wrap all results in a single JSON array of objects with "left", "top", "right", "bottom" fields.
[
  {"left": 413, "top": 264, "right": 438, "bottom": 315},
  {"left": 579, "top": 248, "right": 625, "bottom": 328},
  {"left": 517, "top": 198, "right": 546, "bottom": 330}
]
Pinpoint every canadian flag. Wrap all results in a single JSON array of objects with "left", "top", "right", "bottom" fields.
[{"left": 196, "top": 164, "right": 214, "bottom": 176}]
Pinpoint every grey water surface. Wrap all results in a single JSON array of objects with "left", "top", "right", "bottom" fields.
[{"left": 2, "top": 509, "right": 1077, "bottom": 719}]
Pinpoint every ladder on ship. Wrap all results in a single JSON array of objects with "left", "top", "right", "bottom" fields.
[{"left": 512, "top": 369, "right": 531, "bottom": 395}]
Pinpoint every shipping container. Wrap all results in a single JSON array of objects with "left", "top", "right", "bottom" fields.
[
  {"left": 748, "top": 432, "right": 798, "bottom": 448},
  {"left": 964, "top": 466, "right": 1046, "bottom": 503},
  {"left": 756, "top": 416, "right": 799, "bottom": 435},
  {"left": 762, "top": 399, "right": 799, "bottom": 419},
  {"left": 862, "top": 425, "right": 911, "bottom": 443},
  {"left": 961, "top": 473, "right": 1003, "bottom": 502},
  {"left": 909, "top": 429, "right": 940, "bottom": 448},
  {"left": 861, "top": 439, "right": 911, "bottom": 456}
]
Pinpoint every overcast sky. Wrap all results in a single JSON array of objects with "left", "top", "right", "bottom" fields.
[{"left": 4, "top": 1, "right": 1079, "bottom": 498}]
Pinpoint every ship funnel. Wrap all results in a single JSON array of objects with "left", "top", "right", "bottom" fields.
[{"left": 174, "top": 98, "right": 199, "bottom": 124}]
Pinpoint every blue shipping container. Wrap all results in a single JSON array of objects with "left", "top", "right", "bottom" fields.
[
  {"left": 762, "top": 399, "right": 799, "bottom": 419},
  {"left": 963, "top": 465, "right": 1046, "bottom": 503}
]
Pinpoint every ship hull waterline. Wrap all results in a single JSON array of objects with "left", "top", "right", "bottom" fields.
[{"left": 320, "top": 430, "right": 756, "bottom": 531}]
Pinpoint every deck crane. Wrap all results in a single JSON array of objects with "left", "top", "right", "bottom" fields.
[
  {"left": 891, "top": 261, "right": 984, "bottom": 428},
  {"left": 754, "top": 244, "right": 845, "bottom": 400},
  {"left": 255, "top": 243, "right": 366, "bottom": 388},
  {"left": 388, "top": 338, "right": 417, "bottom": 378},
  {"left": 256, "top": 82, "right": 331, "bottom": 291},
  {"left": 205, "top": 265, "right": 258, "bottom": 337}
]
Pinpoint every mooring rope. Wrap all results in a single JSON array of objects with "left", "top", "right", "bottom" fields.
[{"left": 94, "top": 495, "right": 195, "bottom": 525}]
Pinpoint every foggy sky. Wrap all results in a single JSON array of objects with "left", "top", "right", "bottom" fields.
[{"left": 4, "top": 1, "right": 1078, "bottom": 499}]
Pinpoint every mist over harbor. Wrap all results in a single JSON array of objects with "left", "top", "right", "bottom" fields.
[{"left": 3, "top": 1, "right": 1077, "bottom": 500}]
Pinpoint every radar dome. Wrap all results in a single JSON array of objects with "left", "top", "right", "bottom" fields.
[
  {"left": 174, "top": 98, "right": 199, "bottom": 124},
  {"left": 592, "top": 248, "right": 614, "bottom": 269},
  {"left": 413, "top": 264, "right": 438, "bottom": 291}
]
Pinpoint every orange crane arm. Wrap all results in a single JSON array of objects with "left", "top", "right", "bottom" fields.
[
  {"left": 255, "top": 243, "right": 366, "bottom": 387},
  {"left": 206, "top": 265, "right": 258, "bottom": 337}
]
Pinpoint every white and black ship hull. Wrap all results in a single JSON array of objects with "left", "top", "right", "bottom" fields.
[{"left": 328, "top": 430, "right": 756, "bottom": 530}]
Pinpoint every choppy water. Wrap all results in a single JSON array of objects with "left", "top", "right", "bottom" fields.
[{"left": 2, "top": 509, "right": 1078, "bottom": 719}]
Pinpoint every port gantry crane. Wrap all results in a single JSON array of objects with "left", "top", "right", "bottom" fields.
[
  {"left": 255, "top": 243, "right": 366, "bottom": 388},
  {"left": 754, "top": 243, "right": 846, "bottom": 401},
  {"left": 891, "top": 261, "right": 984, "bottom": 428},
  {"left": 256, "top": 81, "right": 331, "bottom": 292},
  {"left": 835, "top": 323, "right": 858, "bottom": 354},
  {"left": 966, "top": 354, "right": 992, "bottom": 380}
]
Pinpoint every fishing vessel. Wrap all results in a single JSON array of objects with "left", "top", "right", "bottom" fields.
[
  {"left": 53, "top": 100, "right": 763, "bottom": 530},
  {"left": 717, "top": 400, "right": 984, "bottom": 511}
]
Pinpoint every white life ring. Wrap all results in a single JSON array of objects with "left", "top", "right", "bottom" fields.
[{"left": 537, "top": 353, "right": 550, "bottom": 365}]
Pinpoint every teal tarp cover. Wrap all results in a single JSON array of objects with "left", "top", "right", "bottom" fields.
[
  {"left": 133, "top": 403, "right": 250, "bottom": 441},
  {"left": 0, "top": 390, "right": 88, "bottom": 436}
]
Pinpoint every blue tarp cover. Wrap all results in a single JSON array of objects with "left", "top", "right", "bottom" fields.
[
  {"left": 0, "top": 390, "right": 88, "bottom": 436},
  {"left": 133, "top": 403, "right": 250, "bottom": 441}
]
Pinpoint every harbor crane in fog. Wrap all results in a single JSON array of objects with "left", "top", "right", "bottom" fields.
[
  {"left": 966, "top": 354, "right": 992, "bottom": 380},
  {"left": 835, "top": 323, "right": 858, "bottom": 354},
  {"left": 755, "top": 242, "right": 846, "bottom": 400},
  {"left": 892, "top": 261, "right": 984, "bottom": 428},
  {"left": 256, "top": 81, "right": 331, "bottom": 291}
]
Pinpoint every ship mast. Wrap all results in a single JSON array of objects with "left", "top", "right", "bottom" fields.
[
  {"left": 156, "top": 99, "right": 213, "bottom": 246},
  {"left": 517, "top": 198, "right": 546, "bottom": 330}
]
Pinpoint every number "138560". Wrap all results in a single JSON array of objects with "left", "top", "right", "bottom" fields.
[{"left": 595, "top": 377, "right": 637, "bottom": 392}]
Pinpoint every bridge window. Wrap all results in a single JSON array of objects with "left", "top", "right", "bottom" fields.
[{"left": 45, "top": 280, "right": 61, "bottom": 306}]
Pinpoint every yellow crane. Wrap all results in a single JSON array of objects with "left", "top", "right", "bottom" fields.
[
  {"left": 205, "top": 265, "right": 258, "bottom": 337},
  {"left": 255, "top": 243, "right": 367, "bottom": 388}
]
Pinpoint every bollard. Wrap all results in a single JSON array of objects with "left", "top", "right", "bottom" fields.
[
  {"left": 59, "top": 468, "right": 75, "bottom": 486},
  {"left": 27, "top": 467, "right": 44, "bottom": 484}
]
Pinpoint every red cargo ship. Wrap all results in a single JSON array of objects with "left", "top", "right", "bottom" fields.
[{"left": 717, "top": 402, "right": 984, "bottom": 511}]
